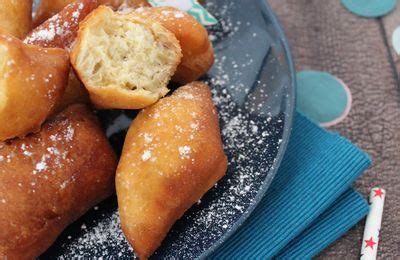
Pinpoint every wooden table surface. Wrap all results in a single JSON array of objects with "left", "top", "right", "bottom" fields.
[{"left": 268, "top": 0, "right": 400, "bottom": 258}]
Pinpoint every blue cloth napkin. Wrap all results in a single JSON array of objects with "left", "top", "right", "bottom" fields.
[{"left": 211, "top": 112, "right": 371, "bottom": 259}]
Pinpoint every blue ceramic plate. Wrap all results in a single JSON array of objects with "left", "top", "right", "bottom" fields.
[{"left": 38, "top": 0, "right": 295, "bottom": 258}]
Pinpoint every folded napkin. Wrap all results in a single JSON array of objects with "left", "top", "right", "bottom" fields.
[{"left": 211, "top": 112, "right": 371, "bottom": 259}]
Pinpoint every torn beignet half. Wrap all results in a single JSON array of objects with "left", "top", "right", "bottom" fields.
[
  {"left": 134, "top": 7, "right": 214, "bottom": 84},
  {"left": 0, "top": 105, "right": 117, "bottom": 259},
  {"left": 0, "top": 0, "right": 32, "bottom": 38},
  {"left": 116, "top": 82, "right": 228, "bottom": 259},
  {"left": 70, "top": 6, "right": 182, "bottom": 109},
  {"left": 0, "top": 35, "right": 69, "bottom": 141}
]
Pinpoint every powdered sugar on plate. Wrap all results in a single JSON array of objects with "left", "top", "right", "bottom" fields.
[
  {"left": 61, "top": 210, "right": 135, "bottom": 258},
  {"left": 41, "top": 0, "right": 292, "bottom": 258}
]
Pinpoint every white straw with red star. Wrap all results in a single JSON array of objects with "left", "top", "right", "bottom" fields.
[{"left": 360, "top": 187, "right": 386, "bottom": 260}]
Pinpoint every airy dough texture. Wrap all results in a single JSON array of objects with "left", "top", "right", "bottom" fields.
[
  {"left": 116, "top": 82, "right": 227, "bottom": 258},
  {"left": 71, "top": 6, "right": 182, "bottom": 109},
  {"left": 0, "top": 35, "right": 70, "bottom": 141}
]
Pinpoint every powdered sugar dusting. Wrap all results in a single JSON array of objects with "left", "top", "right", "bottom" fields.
[
  {"left": 65, "top": 125, "right": 75, "bottom": 141},
  {"left": 43, "top": 0, "right": 291, "bottom": 258},
  {"left": 25, "top": 13, "right": 63, "bottom": 44},
  {"left": 24, "top": 1, "right": 86, "bottom": 50},
  {"left": 178, "top": 145, "right": 191, "bottom": 159},
  {"left": 144, "top": 133, "right": 153, "bottom": 143},
  {"left": 60, "top": 211, "right": 135, "bottom": 258},
  {"left": 0, "top": 116, "right": 79, "bottom": 194},
  {"left": 141, "top": 150, "right": 152, "bottom": 161},
  {"left": 35, "top": 160, "right": 47, "bottom": 172}
]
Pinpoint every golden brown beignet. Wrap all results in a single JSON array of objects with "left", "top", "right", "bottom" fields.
[
  {"left": 34, "top": 0, "right": 148, "bottom": 25},
  {"left": 0, "top": 35, "right": 69, "bottom": 141},
  {"left": 0, "top": 0, "right": 32, "bottom": 39},
  {"left": 0, "top": 105, "right": 117, "bottom": 259},
  {"left": 34, "top": 0, "right": 74, "bottom": 27},
  {"left": 56, "top": 72, "right": 90, "bottom": 111},
  {"left": 26, "top": 0, "right": 98, "bottom": 110},
  {"left": 26, "top": 0, "right": 98, "bottom": 50},
  {"left": 71, "top": 6, "right": 182, "bottom": 109},
  {"left": 100, "top": 0, "right": 150, "bottom": 9},
  {"left": 116, "top": 82, "right": 227, "bottom": 259},
  {"left": 134, "top": 7, "right": 214, "bottom": 84}
]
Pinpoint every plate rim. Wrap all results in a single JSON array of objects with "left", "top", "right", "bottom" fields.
[{"left": 199, "top": 0, "right": 296, "bottom": 258}]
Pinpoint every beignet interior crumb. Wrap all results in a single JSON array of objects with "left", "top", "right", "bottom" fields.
[{"left": 75, "top": 10, "right": 181, "bottom": 95}]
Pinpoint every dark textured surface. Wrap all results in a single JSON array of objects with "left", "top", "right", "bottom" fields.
[
  {"left": 382, "top": 3, "right": 400, "bottom": 76},
  {"left": 268, "top": 0, "right": 400, "bottom": 258}
]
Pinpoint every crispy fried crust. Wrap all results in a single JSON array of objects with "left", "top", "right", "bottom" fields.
[
  {"left": 116, "top": 82, "right": 227, "bottom": 259},
  {"left": 71, "top": 6, "right": 182, "bottom": 109},
  {"left": 56, "top": 71, "right": 90, "bottom": 111},
  {"left": 34, "top": 0, "right": 75, "bottom": 27},
  {"left": 0, "top": 105, "right": 117, "bottom": 259},
  {"left": 0, "top": 0, "right": 32, "bottom": 39},
  {"left": 134, "top": 7, "right": 214, "bottom": 84},
  {"left": 26, "top": 0, "right": 98, "bottom": 50},
  {"left": 34, "top": 0, "right": 149, "bottom": 26},
  {"left": 0, "top": 35, "right": 69, "bottom": 141},
  {"left": 26, "top": 0, "right": 98, "bottom": 110},
  {"left": 100, "top": 0, "right": 150, "bottom": 9}
]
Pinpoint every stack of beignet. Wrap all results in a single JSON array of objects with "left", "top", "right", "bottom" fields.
[{"left": 0, "top": 1, "right": 225, "bottom": 259}]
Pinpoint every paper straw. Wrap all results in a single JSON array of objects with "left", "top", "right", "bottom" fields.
[{"left": 360, "top": 187, "right": 386, "bottom": 260}]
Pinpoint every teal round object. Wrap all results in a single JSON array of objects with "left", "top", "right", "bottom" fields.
[
  {"left": 341, "top": 0, "right": 396, "bottom": 18},
  {"left": 296, "top": 71, "right": 351, "bottom": 127}
]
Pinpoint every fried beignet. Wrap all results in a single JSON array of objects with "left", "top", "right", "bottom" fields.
[
  {"left": 71, "top": 6, "right": 182, "bottom": 109},
  {"left": 116, "top": 82, "right": 228, "bottom": 258},
  {"left": 101, "top": 0, "right": 150, "bottom": 9},
  {"left": 135, "top": 7, "right": 214, "bottom": 84},
  {"left": 26, "top": 0, "right": 98, "bottom": 50},
  {"left": 0, "top": 0, "right": 32, "bottom": 38},
  {"left": 34, "top": 0, "right": 74, "bottom": 27},
  {"left": 56, "top": 72, "right": 90, "bottom": 111},
  {"left": 0, "top": 35, "right": 69, "bottom": 141},
  {"left": 0, "top": 105, "right": 117, "bottom": 259},
  {"left": 34, "top": 0, "right": 148, "bottom": 26},
  {"left": 26, "top": 0, "right": 97, "bottom": 110}
]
